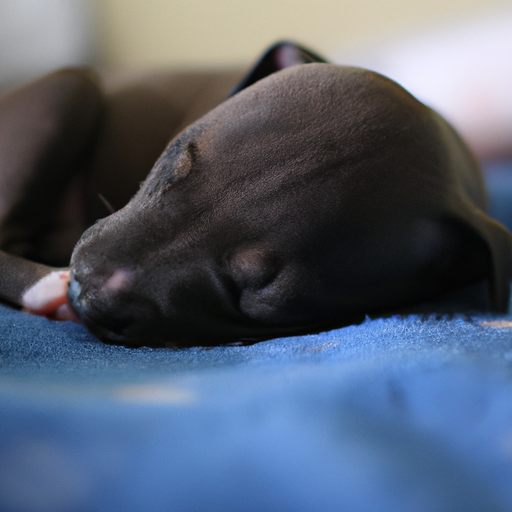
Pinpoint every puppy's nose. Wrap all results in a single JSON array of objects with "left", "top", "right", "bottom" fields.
[
  {"left": 67, "top": 267, "right": 161, "bottom": 344},
  {"left": 67, "top": 268, "right": 134, "bottom": 315},
  {"left": 67, "top": 271, "right": 85, "bottom": 316},
  {"left": 67, "top": 273, "right": 81, "bottom": 301}
]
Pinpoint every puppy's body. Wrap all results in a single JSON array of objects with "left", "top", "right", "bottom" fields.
[
  {"left": 0, "top": 67, "right": 243, "bottom": 265},
  {"left": 0, "top": 45, "right": 511, "bottom": 347},
  {"left": 70, "top": 64, "right": 512, "bottom": 346}
]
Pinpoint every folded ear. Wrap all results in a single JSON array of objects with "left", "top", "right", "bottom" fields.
[
  {"left": 229, "top": 41, "right": 328, "bottom": 96},
  {"left": 465, "top": 207, "right": 512, "bottom": 312},
  {"left": 0, "top": 68, "right": 104, "bottom": 257}
]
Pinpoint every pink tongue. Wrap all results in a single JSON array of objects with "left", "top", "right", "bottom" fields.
[{"left": 21, "top": 270, "right": 79, "bottom": 322}]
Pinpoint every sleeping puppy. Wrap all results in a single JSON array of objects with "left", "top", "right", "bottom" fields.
[{"left": 0, "top": 43, "right": 511, "bottom": 347}]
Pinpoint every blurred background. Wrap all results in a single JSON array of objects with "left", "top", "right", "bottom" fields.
[
  {"left": 0, "top": 0, "right": 511, "bottom": 157},
  {"left": 0, "top": 0, "right": 508, "bottom": 77}
]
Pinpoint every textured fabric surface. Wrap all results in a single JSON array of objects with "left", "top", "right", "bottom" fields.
[{"left": 1, "top": 165, "right": 512, "bottom": 512}]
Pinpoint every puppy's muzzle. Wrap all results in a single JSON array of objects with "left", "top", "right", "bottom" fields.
[{"left": 67, "top": 267, "right": 156, "bottom": 344}]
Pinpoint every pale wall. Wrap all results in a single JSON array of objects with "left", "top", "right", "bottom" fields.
[{"left": 95, "top": 0, "right": 508, "bottom": 69}]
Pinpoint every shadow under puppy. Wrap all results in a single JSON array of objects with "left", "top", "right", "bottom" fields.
[{"left": 0, "top": 42, "right": 511, "bottom": 347}]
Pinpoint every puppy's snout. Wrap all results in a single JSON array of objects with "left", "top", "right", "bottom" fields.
[
  {"left": 67, "top": 266, "right": 164, "bottom": 344},
  {"left": 68, "top": 268, "right": 135, "bottom": 327},
  {"left": 103, "top": 269, "right": 134, "bottom": 294},
  {"left": 67, "top": 274, "right": 82, "bottom": 310},
  {"left": 69, "top": 268, "right": 133, "bottom": 303}
]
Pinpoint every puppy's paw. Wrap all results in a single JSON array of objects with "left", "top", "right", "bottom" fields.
[{"left": 21, "top": 270, "right": 79, "bottom": 322}]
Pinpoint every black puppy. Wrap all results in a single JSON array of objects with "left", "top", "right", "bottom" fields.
[{"left": 1, "top": 43, "right": 511, "bottom": 346}]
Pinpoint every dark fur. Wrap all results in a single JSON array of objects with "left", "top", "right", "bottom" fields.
[
  {"left": 0, "top": 48, "right": 511, "bottom": 347},
  {"left": 69, "top": 64, "right": 512, "bottom": 346}
]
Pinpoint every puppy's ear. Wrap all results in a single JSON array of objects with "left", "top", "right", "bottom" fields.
[
  {"left": 464, "top": 208, "right": 512, "bottom": 312},
  {"left": 229, "top": 41, "right": 328, "bottom": 96},
  {"left": 439, "top": 201, "right": 512, "bottom": 312},
  {"left": 0, "top": 68, "right": 104, "bottom": 257}
]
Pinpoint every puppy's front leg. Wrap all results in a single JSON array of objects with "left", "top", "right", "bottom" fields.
[{"left": 0, "top": 250, "right": 76, "bottom": 321}]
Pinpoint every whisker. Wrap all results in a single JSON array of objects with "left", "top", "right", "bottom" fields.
[{"left": 98, "top": 193, "right": 116, "bottom": 214}]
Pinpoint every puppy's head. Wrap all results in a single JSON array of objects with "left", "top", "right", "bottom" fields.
[{"left": 68, "top": 64, "right": 509, "bottom": 346}]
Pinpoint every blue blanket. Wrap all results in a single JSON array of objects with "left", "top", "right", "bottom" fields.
[{"left": 1, "top": 164, "right": 512, "bottom": 512}]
